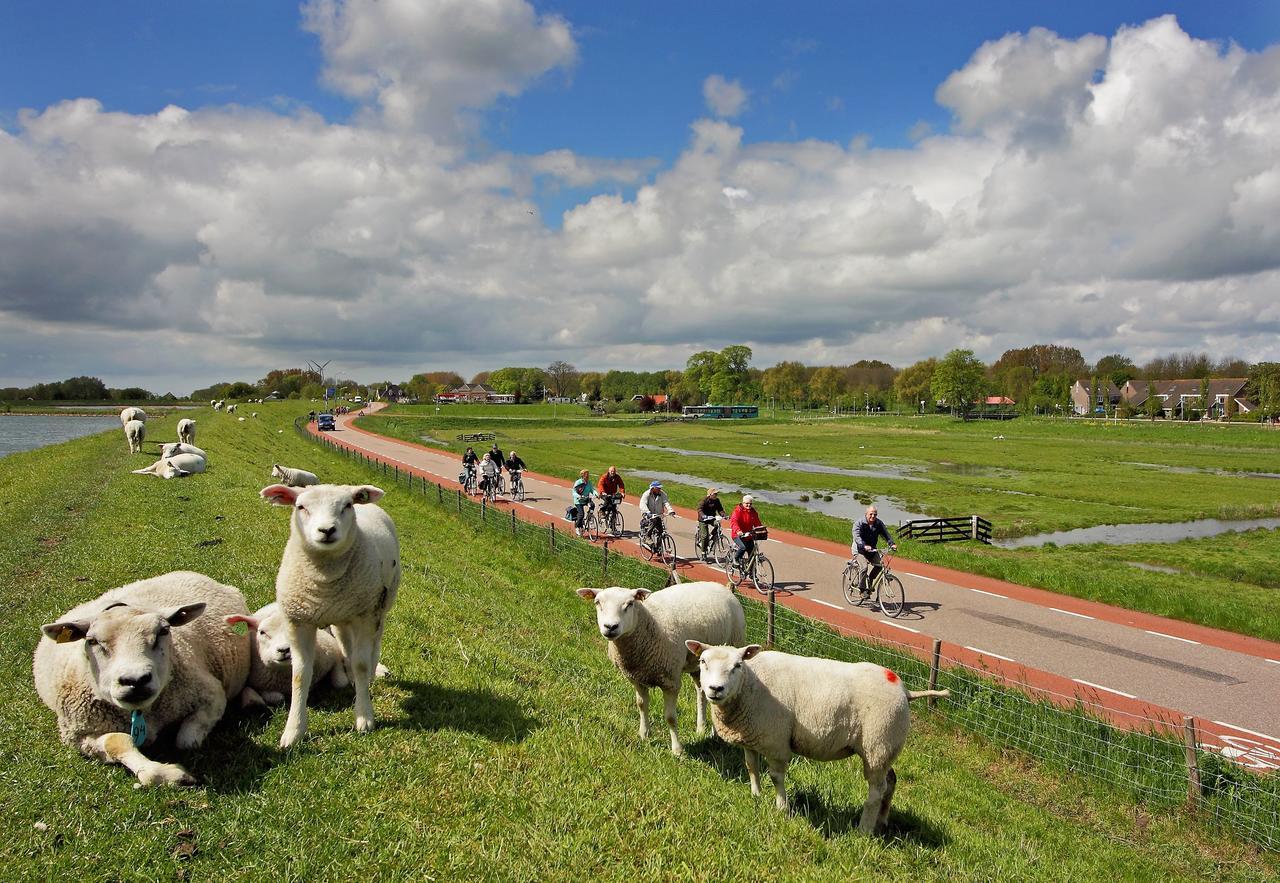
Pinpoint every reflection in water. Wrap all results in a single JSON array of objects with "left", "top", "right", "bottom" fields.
[
  {"left": 630, "top": 444, "right": 929, "bottom": 481},
  {"left": 996, "top": 517, "right": 1280, "bottom": 548},
  {"left": 0, "top": 415, "right": 119, "bottom": 458},
  {"left": 1127, "top": 561, "right": 1183, "bottom": 575},
  {"left": 1123, "top": 462, "right": 1280, "bottom": 480}
]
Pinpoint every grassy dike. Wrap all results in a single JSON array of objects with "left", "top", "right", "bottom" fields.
[{"left": 1, "top": 408, "right": 1276, "bottom": 880}]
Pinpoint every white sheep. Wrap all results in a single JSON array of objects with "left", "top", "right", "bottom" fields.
[
  {"left": 213, "top": 400, "right": 224, "bottom": 411},
  {"left": 132, "top": 452, "right": 207, "bottom": 479},
  {"left": 685, "top": 642, "right": 950, "bottom": 832},
  {"left": 225, "top": 603, "right": 349, "bottom": 706},
  {"left": 123, "top": 419, "right": 146, "bottom": 453},
  {"left": 226, "top": 404, "right": 237, "bottom": 414},
  {"left": 177, "top": 418, "right": 196, "bottom": 445},
  {"left": 576, "top": 581, "right": 744, "bottom": 756},
  {"left": 160, "top": 442, "right": 207, "bottom": 460},
  {"left": 33, "top": 571, "right": 251, "bottom": 787},
  {"left": 271, "top": 464, "right": 319, "bottom": 487},
  {"left": 119, "top": 407, "right": 147, "bottom": 425},
  {"left": 261, "top": 483, "right": 400, "bottom": 748}
]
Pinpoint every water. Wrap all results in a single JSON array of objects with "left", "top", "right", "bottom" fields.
[
  {"left": 632, "top": 469, "right": 929, "bottom": 526},
  {"left": 1123, "top": 462, "right": 1280, "bottom": 480},
  {"left": 0, "top": 415, "right": 119, "bottom": 458},
  {"left": 629, "top": 444, "right": 928, "bottom": 481},
  {"left": 995, "top": 517, "right": 1280, "bottom": 548}
]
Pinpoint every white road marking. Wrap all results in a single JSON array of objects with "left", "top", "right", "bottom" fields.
[
  {"left": 965, "top": 646, "right": 1015, "bottom": 663},
  {"left": 883, "top": 621, "right": 921, "bottom": 634},
  {"left": 1211, "top": 721, "right": 1280, "bottom": 744},
  {"left": 801, "top": 547, "right": 826, "bottom": 554},
  {"left": 1049, "top": 607, "right": 1095, "bottom": 620},
  {"left": 911, "top": 574, "right": 937, "bottom": 582},
  {"left": 810, "top": 599, "right": 843, "bottom": 610},
  {"left": 1267, "top": 659, "right": 1280, "bottom": 666},
  {"left": 1072, "top": 679, "right": 1137, "bottom": 699},
  {"left": 1144, "top": 630, "right": 1200, "bottom": 646},
  {"left": 970, "top": 588, "right": 1008, "bottom": 599}
]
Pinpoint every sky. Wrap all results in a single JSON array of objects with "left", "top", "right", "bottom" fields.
[{"left": 2, "top": 1, "right": 1279, "bottom": 395}]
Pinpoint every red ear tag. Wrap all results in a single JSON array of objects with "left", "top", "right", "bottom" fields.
[{"left": 885, "top": 669, "right": 898, "bottom": 684}]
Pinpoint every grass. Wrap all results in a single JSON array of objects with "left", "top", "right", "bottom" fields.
[
  {"left": 362, "top": 406, "right": 1280, "bottom": 642},
  {"left": 1, "top": 407, "right": 1278, "bottom": 879}
]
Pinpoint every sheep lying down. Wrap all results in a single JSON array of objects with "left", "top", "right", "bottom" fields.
[
  {"left": 133, "top": 453, "right": 207, "bottom": 479},
  {"left": 161, "top": 442, "right": 207, "bottom": 460}
]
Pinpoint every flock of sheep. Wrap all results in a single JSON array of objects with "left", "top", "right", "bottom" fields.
[{"left": 34, "top": 404, "right": 946, "bottom": 834}]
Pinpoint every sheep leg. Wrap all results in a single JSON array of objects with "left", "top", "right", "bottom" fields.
[
  {"left": 689, "top": 670, "right": 709, "bottom": 735},
  {"left": 876, "top": 767, "right": 897, "bottom": 831},
  {"left": 280, "top": 621, "right": 317, "bottom": 748},
  {"left": 744, "top": 749, "right": 763, "bottom": 797},
  {"left": 87, "top": 733, "right": 196, "bottom": 787},
  {"left": 337, "top": 621, "right": 377, "bottom": 733},
  {"left": 175, "top": 668, "right": 227, "bottom": 749},
  {"left": 766, "top": 756, "right": 790, "bottom": 811},
  {"left": 634, "top": 685, "right": 651, "bottom": 739},
  {"left": 662, "top": 686, "right": 684, "bottom": 756},
  {"left": 860, "top": 766, "right": 892, "bottom": 834}
]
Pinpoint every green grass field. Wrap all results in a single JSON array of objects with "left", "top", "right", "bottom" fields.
[{"left": 2, "top": 407, "right": 1277, "bottom": 879}]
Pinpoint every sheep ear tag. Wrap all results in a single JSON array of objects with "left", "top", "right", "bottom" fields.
[{"left": 130, "top": 711, "right": 147, "bottom": 747}]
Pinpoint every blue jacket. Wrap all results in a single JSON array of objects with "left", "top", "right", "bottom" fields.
[
  {"left": 572, "top": 479, "right": 593, "bottom": 506},
  {"left": 853, "top": 517, "right": 893, "bottom": 553}
]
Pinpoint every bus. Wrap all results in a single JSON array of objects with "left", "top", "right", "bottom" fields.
[{"left": 681, "top": 404, "right": 759, "bottom": 419}]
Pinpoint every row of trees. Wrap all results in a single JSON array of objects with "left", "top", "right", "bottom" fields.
[{"left": 1, "top": 376, "right": 154, "bottom": 402}]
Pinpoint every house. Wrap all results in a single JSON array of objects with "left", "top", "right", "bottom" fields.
[
  {"left": 436, "top": 383, "right": 514, "bottom": 404},
  {"left": 630, "top": 394, "right": 669, "bottom": 406},
  {"left": 984, "top": 396, "right": 1016, "bottom": 407},
  {"left": 1121, "top": 378, "right": 1252, "bottom": 419},
  {"left": 1069, "top": 380, "right": 1121, "bottom": 415}
]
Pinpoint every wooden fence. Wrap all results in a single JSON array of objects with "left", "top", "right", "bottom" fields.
[{"left": 898, "top": 515, "right": 992, "bottom": 544}]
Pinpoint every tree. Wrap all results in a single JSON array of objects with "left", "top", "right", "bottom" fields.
[
  {"left": 992, "top": 344, "right": 1087, "bottom": 378},
  {"left": 894, "top": 358, "right": 936, "bottom": 412},
  {"left": 931, "top": 350, "right": 985, "bottom": 416},
  {"left": 809, "top": 366, "right": 846, "bottom": 407},
  {"left": 1094, "top": 354, "right": 1137, "bottom": 387},
  {"left": 1145, "top": 382, "right": 1160, "bottom": 421},
  {"left": 762, "top": 361, "right": 807, "bottom": 407},
  {"left": 578, "top": 371, "right": 603, "bottom": 401},
  {"left": 545, "top": 361, "right": 578, "bottom": 398}
]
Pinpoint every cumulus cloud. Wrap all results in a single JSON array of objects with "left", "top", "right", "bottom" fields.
[
  {"left": 2, "top": 13, "right": 1280, "bottom": 392},
  {"left": 702, "top": 74, "right": 750, "bottom": 118}
]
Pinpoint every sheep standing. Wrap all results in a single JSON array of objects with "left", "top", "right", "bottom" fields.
[
  {"left": 576, "top": 581, "right": 744, "bottom": 756},
  {"left": 686, "top": 642, "right": 950, "bottom": 833},
  {"left": 132, "top": 452, "right": 207, "bottom": 479},
  {"left": 271, "top": 464, "right": 319, "bottom": 487},
  {"left": 213, "top": 400, "right": 224, "bottom": 411},
  {"left": 261, "top": 483, "right": 400, "bottom": 748},
  {"left": 225, "top": 603, "right": 349, "bottom": 706},
  {"left": 123, "top": 419, "right": 146, "bottom": 453},
  {"left": 119, "top": 407, "right": 147, "bottom": 425},
  {"left": 226, "top": 404, "right": 237, "bottom": 414},
  {"left": 177, "top": 418, "right": 196, "bottom": 446},
  {"left": 33, "top": 571, "right": 251, "bottom": 787}
]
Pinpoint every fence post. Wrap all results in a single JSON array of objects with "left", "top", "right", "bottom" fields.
[
  {"left": 549, "top": 523, "right": 556, "bottom": 552},
  {"left": 971, "top": 515, "right": 979, "bottom": 541},
  {"left": 481, "top": 497, "right": 486, "bottom": 522},
  {"left": 1184, "top": 716, "right": 1201, "bottom": 812},
  {"left": 395, "top": 465, "right": 399, "bottom": 484},
  {"left": 456, "top": 489, "right": 462, "bottom": 514},
  {"left": 511, "top": 510, "right": 517, "bottom": 538},
  {"left": 437, "top": 482, "right": 443, "bottom": 503},
  {"left": 766, "top": 589, "right": 776, "bottom": 648},
  {"left": 928, "top": 639, "right": 942, "bottom": 709},
  {"left": 602, "top": 544, "right": 609, "bottom": 583}
]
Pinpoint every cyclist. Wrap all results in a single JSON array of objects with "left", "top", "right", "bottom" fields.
[
  {"left": 571, "top": 469, "right": 595, "bottom": 537},
  {"left": 597, "top": 465, "right": 626, "bottom": 520},
  {"left": 853, "top": 504, "right": 897, "bottom": 599},
  {"left": 479, "top": 451, "right": 500, "bottom": 496},
  {"left": 694, "top": 487, "right": 725, "bottom": 558},
  {"left": 505, "top": 449, "right": 526, "bottom": 474},
  {"left": 461, "top": 446, "right": 479, "bottom": 493},
  {"left": 730, "top": 494, "right": 764, "bottom": 566},
  {"left": 638, "top": 480, "right": 675, "bottom": 545}
]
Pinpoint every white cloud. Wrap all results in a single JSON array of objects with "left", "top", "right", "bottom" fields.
[{"left": 702, "top": 74, "right": 750, "bottom": 118}]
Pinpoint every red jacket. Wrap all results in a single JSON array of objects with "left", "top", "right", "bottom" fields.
[
  {"left": 730, "top": 504, "right": 762, "bottom": 539},
  {"left": 598, "top": 473, "right": 626, "bottom": 495}
]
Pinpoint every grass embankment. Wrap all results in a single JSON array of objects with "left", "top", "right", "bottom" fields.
[
  {"left": 366, "top": 407, "right": 1280, "bottom": 642},
  {"left": 1, "top": 407, "right": 1275, "bottom": 880}
]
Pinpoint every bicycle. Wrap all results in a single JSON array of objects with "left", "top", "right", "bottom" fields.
[
  {"left": 841, "top": 550, "right": 905, "bottom": 617},
  {"left": 459, "top": 463, "right": 477, "bottom": 495},
  {"left": 598, "top": 493, "right": 624, "bottom": 537},
  {"left": 725, "top": 527, "right": 774, "bottom": 595},
  {"left": 508, "top": 469, "right": 526, "bottom": 502},
  {"left": 481, "top": 471, "right": 499, "bottom": 503},
  {"left": 581, "top": 501, "right": 601, "bottom": 541},
  {"left": 639, "top": 513, "right": 677, "bottom": 564},
  {"left": 695, "top": 516, "right": 730, "bottom": 565},
  {"left": 495, "top": 472, "right": 507, "bottom": 496}
]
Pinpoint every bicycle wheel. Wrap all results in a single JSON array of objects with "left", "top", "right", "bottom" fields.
[
  {"left": 513, "top": 478, "right": 526, "bottom": 502},
  {"left": 585, "top": 510, "right": 600, "bottom": 542},
  {"left": 658, "top": 532, "right": 677, "bottom": 565},
  {"left": 708, "top": 532, "right": 730, "bottom": 566},
  {"left": 751, "top": 555, "right": 774, "bottom": 595},
  {"left": 641, "top": 528, "right": 657, "bottom": 560},
  {"left": 841, "top": 562, "right": 861, "bottom": 606},
  {"left": 724, "top": 556, "right": 744, "bottom": 589},
  {"left": 879, "top": 574, "right": 906, "bottom": 618},
  {"left": 606, "top": 509, "right": 623, "bottom": 537}
]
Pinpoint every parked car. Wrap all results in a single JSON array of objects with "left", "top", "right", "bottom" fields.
[
  {"left": 317, "top": 412, "right": 336, "bottom": 431},
  {"left": 352, "top": 396, "right": 363, "bottom": 404}
]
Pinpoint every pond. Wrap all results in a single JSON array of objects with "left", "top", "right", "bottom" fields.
[
  {"left": 1123, "top": 462, "right": 1280, "bottom": 480},
  {"left": 995, "top": 517, "right": 1280, "bottom": 548},
  {"left": 629, "top": 444, "right": 929, "bottom": 481},
  {"left": 0, "top": 415, "right": 119, "bottom": 458}
]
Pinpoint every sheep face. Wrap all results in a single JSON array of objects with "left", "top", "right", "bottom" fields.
[
  {"left": 576, "top": 587, "right": 652, "bottom": 640},
  {"left": 270, "top": 465, "right": 285, "bottom": 481},
  {"left": 227, "top": 608, "right": 292, "bottom": 670},
  {"left": 41, "top": 602, "right": 207, "bottom": 710},
  {"left": 686, "top": 642, "right": 763, "bottom": 705},
  {"left": 260, "top": 483, "right": 385, "bottom": 555}
]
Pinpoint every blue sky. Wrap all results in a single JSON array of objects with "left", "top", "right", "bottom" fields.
[{"left": 2, "top": 2, "right": 1279, "bottom": 392}]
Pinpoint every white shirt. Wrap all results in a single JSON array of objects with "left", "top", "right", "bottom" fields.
[{"left": 639, "top": 489, "right": 673, "bottom": 517}]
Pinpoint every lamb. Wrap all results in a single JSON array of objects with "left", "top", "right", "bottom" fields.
[
  {"left": 261, "top": 483, "right": 400, "bottom": 748},
  {"left": 177, "top": 418, "right": 196, "bottom": 445},
  {"left": 33, "top": 570, "right": 251, "bottom": 787},
  {"left": 124, "top": 419, "right": 146, "bottom": 453},
  {"left": 576, "top": 581, "right": 744, "bottom": 756},
  {"left": 226, "top": 404, "right": 237, "bottom": 414},
  {"left": 160, "top": 442, "right": 207, "bottom": 460},
  {"left": 685, "top": 642, "right": 950, "bottom": 833},
  {"left": 213, "top": 400, "right": 224, "bottom": 411},
  {"left": 271, "top": 464, "right": 319, "bottom": 487},
  {"left": 119, "top": 407, "right": 147, "bottom": 425},
  {"left": 132, "top": 452, "right": 207, "bottom": 479},
  {"left": 225, "top": 603, "right": 348, "bottom": 706}
]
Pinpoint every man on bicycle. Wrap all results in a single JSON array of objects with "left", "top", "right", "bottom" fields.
[
  {"left": 505, "top": 449, "right": 526, "bottom": 474},
  {"left": 461, "top": 446, "right": 479, "bottom": 492},
  {"left": 694, "top": 487, "right": 725, "bottom": 558},
  {"left": 571, "top": 469, "right": 595, "bottom": 537},
  {"left": 730, "top": 494, "right": 763, "bottom": 565},
  {"left": 597, "top": 466, "right": 626, "bottom": 516},
  {"left": 853, "top": 505, "right": 897, "bottom": 598},
  {"left": 638, "top": 480, "right": 674, "bottom": 545}
]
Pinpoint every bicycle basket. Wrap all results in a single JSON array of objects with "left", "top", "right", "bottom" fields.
[{"left": 753, "top": 527, "right": 769, "bottom": 540}]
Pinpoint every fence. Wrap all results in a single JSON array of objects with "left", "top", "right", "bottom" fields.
[
  {"left": 899, "top": 515, "right": 993, "bottom": 544},
  {"left": 296, "top": 418, "right": 1280, "bottom": 852}
]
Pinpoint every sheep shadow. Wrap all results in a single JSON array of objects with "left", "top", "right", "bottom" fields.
[
  {"left": 686, "top": 735, "right": 753, "bottom": 784},
  {"left": 387, "top": 678, "right": 540, "bottom": 743},
  {"left": 788, "top": 788, "right": 949, "bottom": 846}
]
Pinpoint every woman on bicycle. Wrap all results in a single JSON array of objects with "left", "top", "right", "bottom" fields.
[
  {"left": 479, "top": 451, "right": 500, "bottom": 496},
  {"left": 730, "top": 494, "right": 763, "bottom": 565},
  {"left": 694, "top": 487, "right": 725, "bottom": 558},
  {"left": 571, "top": 469, "right": 594, "bottom": 537},
  {"left": 853, "top": 505, "right": 897, "bottom": 599},
  {"left": 461, "top": 446, "right": 479, "bottom": 492}
]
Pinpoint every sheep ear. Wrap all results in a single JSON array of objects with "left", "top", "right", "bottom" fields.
[
  {"left": 575, "top": 588, "right": 598, "bottom": 601},
  {"left": 685, "top": 640, "right": 706, "bottom": 657},
  {"left": 351, "top": 485, "right": 384, "bottom": 505},
  {"left": 740, "top": 644, "right": 764, "bottom": 660},
  {"left": 42, "top": 620, "right": 91, "bottom": 643},
  {"left": 163, "top": 603, "right": 207, "bottom": 627},
  {"left": 632, "top": 589, "right": 652, "bottom": 602},
  {"left": 225, "top": 613, "right": 259, "bottom": 630},
  {"left": 261, "top": 484, "right": 299, "bottom": 506}
]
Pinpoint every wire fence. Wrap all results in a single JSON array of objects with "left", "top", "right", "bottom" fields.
[{"left": 298, "top": 418, "right": 1280, "bottom": 852}]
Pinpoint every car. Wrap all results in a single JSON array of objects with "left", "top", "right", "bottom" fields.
[
  {"left": 352, "top": 396, "right": 363, "bottom": 404},
  {"left": 317, "top": 412, "right": 336, "bottom": 431}
]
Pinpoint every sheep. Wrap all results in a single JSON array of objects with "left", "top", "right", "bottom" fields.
[
  {"left": 132, "top": 453, "right": 207, "bottom": 479},
  {"left": 226, "top": 404, "right": 237, "bottom": 414},
  {"left": 225, "top": 603, "right": 349, "bottom": 706},
  {"left": 33, "top": 571, "right": 251, "bottom": 787},
  {"left": 271, "top": 464, "right": 319, "bottom": 487},
  {"left": 124, "top": 419, "right": 145, "bottom": 453},
  {"left": 160, "top": 442, "right": 207, "bottom": 460},
  {"left": 576, "top": 581, "right": 744, "bottom": 756},
  {"left": 685, "top": 642, "right": 950, "bottom": 833},
  {"left": 261, "top": 483, "right": 400, "bottom": 748},
  {"left": 119, "top": 407, "right": 147, "bottom": 425},
  {"left": 213, "top": 400, "right": 224, "bottom": 411},
  {"left": 177, "top": 418, "right": 196, "bottom": 445}
]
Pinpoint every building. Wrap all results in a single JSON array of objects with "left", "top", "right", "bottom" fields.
[
  {"left": 1121, "top": 378, "right": 1253, "bottom": 419},
  {"left": 435, "top": 384, "right": 514, "bottom": 404},
  {"left": 1069, "top": 379, "right": 1122, "bottom": 415}
]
